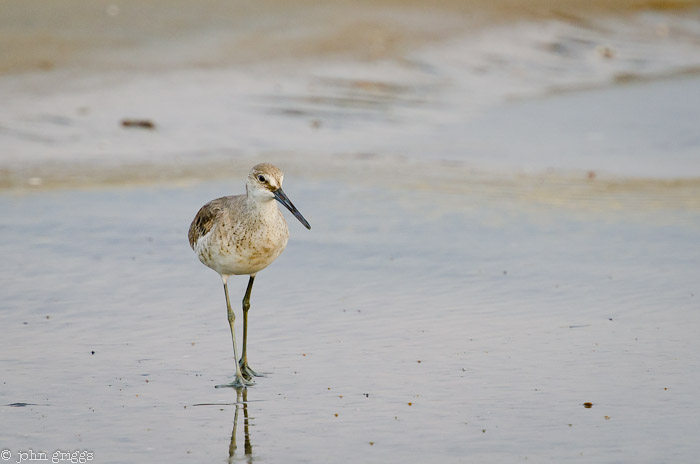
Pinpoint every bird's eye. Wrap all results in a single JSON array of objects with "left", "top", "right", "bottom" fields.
[{"left": 257, "top": 175, "right": 266, "bottom": 183}]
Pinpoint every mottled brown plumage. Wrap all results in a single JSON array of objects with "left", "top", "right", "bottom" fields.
[{"left": 188, "top": 197, "right": 225, "bottom": 249}]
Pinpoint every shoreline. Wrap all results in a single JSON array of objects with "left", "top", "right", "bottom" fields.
[
  {"left": 4, "top": 154, "right": 699, "bottom": 222},
  {"left": 3, "top": 73, "right": 700, "bottom": 192}
]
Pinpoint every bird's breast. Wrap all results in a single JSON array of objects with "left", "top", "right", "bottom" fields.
[{"left": 195, "top": 209, "right": 289, "bottom": 276}]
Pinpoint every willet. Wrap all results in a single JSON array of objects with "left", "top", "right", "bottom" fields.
[{"left": 188, "top": 163, "right": 311, "bottom": 388}]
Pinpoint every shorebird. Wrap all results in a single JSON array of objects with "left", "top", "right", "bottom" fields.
[{"left": 188, "top": 163, "right": 311, "bottom": 388}]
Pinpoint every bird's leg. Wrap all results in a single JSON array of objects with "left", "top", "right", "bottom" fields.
[
  {"left": 216, "top": 276, "right": 254, "bottom": 388},
  {"left": 239, "top": 275, "right": 263, "bottom": 379}
]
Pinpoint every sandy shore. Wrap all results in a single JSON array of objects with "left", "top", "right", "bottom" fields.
[{"left": 3, "top": 0, "right": 698, "bottom": 74}]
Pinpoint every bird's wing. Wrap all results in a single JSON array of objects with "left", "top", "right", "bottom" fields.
[{"left": 188, "top": 197, "right": 229, "bottom": 249}]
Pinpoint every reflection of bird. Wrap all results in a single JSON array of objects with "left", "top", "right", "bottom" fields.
[
  {"left": 229, "top": 388, "right": 253, "bottom": 463},
  {"left": 188, "top": 163, "right": 311, "bottom": 387}
]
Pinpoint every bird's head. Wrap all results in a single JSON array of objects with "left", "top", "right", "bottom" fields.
[{"left": 246, "top": 163, "right": 311, "bottom": 230}]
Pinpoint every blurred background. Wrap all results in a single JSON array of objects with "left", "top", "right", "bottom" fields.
[{"left": 2, "top": 0, "right": 700, "bottom": 186}]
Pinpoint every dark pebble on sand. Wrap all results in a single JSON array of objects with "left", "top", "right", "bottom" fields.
[{"left": 121, "top": 119, "right": 155, "bottom": 129}]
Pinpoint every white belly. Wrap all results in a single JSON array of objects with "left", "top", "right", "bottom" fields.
[{"left": 194, "top": 227, "right": 288, "bottom": 276}]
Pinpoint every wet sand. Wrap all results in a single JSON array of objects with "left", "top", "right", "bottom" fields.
[
  {"left": 1, "top": 166, "right": 699, "bottom": 463},
  {"left": 3, "top": 0, "right": 698, "bottom": 74},
  {"left": 2, "top": 1, "right": 700, "bottom": 463}
]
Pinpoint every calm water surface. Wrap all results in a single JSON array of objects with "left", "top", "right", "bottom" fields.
[{"left": 1, "top": 171, "right": 699, "bottom": 463}]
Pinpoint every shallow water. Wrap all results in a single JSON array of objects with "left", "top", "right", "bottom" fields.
[{"left": 1, "top": 170, "right": 699, "bottom": 463}]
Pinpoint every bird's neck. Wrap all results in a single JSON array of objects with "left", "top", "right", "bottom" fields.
[{"left": 245, "top": 192, "right": 278, "bottom": 216}]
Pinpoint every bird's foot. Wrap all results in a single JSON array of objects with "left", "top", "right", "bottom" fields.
[
  {"left": 215, "top": 373, "right": 255, "bottom": 389},
  {"left": 239, "top": 361, "right": 266, "bottom": 380}
]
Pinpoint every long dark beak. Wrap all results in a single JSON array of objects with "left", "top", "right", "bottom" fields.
[{"left": 274, "top": 188, "right": 311, "bottom": 230}]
